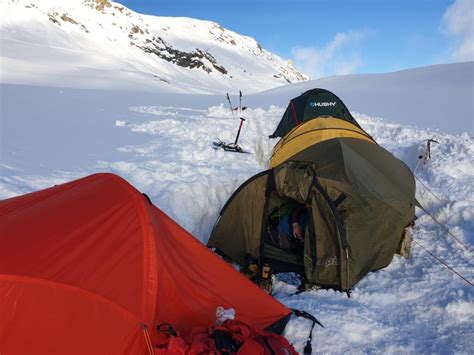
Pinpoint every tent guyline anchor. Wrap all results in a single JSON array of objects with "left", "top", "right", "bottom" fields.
[
  {"left": 413, "top": 138, "right": 445, "bottom": 206},
  {"left": 413, "top": 137, "right": 439, "bottom": 173},
  {"left": 213, "top": 91, "right": 249, "bottom": 153},
  {"left": 419, "top": 138, "right": 439, "bottom": 163}
]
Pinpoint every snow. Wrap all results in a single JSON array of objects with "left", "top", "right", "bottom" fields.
[
  {"left": 254, "top": 61, "right": 474, "bottom": 135},
  {"left": 0, "top": 0, "right": 307, "bottom": 94},
  {"left": 1, "top": 76, "right": 473, "bottom": 353},
  {"left": 1, "top": 1, "right": 473, "bottom": 353}
]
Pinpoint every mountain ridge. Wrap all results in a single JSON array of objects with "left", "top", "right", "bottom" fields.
[{"left": 0, "top": 0, "right": 308, "bottom": 94}]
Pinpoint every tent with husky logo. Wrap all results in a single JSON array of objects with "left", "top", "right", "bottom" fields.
[
  {"left": 269, "top": 88, "right": 366, "bottom": 138},
  {"left": 0, "top": 173, "right": 291, "bottom": 354},
  {"left": 209, "top": 90, "right": 418, "bottom": 291}
]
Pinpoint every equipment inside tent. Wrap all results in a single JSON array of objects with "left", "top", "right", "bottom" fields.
[
  {"left": 0, "top": 173, "right": 291, "bottom": 354},
  {"left": 209, "top": 92, "right": 419, "bottom": 292},
  {"left": 269, "top": 88, "right": 367, "bottom": 139}
]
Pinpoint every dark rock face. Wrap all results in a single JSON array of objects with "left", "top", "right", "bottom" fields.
[
  {"left": 273, "top": 73, "right": 292, "bottom": 83},
  {"left": 137, "top": 37, "right": 227, "bottom": 75}
]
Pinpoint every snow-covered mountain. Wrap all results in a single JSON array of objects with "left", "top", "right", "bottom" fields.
[{"left": 0, "top": 0, "right": 307, "bottom": 94}]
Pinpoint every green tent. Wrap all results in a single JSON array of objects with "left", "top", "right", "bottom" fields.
[
  {"left": 269, "top": 88, "right": 365, "bottom": 138},
  {"left": 209, "top": 114, "right": 418, "bottom": 291}
]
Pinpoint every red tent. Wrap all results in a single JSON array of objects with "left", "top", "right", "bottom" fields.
[{"left": 0, "top": 173, "right": 291, "bottom": 354}]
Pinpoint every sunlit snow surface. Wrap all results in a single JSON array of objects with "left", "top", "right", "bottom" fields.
[
  {"left": 1, "top": 85, "right": 473, "bottom": 353},
  {"left": 0, "top": 0, "right": 306, "bottom": 94}
]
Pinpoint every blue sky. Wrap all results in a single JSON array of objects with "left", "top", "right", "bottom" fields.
[{"left": 119, "top": 0, "right": 474, "bottom": 78}]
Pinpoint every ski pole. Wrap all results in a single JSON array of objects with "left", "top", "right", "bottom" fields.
[
  {"left": 234, "top": 117, "right": 246, "bottom": 145},
  {"left": 239, "top": 90, "right": 242, "bottom": 115},
  {"left": 226, "top": 93, "right": 234, "bottom": 117}
]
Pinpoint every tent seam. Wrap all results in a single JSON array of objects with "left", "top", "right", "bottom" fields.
[
  {"left": 280, "top": 126, "right": 374, "bottom": 148},
  {"left": 108, "top": 174, "right": 158, "bottom": 325}
]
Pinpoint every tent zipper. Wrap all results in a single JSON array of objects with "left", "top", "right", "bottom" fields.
[{"left": 311, "top": 178, "right": 349, "bottom": 290}]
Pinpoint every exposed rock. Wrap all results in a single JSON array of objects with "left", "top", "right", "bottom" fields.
[
  {"left": 137, "top": 37, "right": 227, "bottom": 75},
  {"left": 154, "top": 75, "right": 170, "bottom": 84},
  {"left": 83, "top": 0, "right": 111, "bottom": 12},
  {"left": 54, "top": 13, "right": 89, "bottom": 33},
  {"left": 60, "top": 14, "right": 78, "bottom": 25},
  {"left": 47, "top": 12, "right": 60, "bottom": 25},
  {"left": 130, "top": 25, "right": 144, "bottom": 35},
  {"left": 273, "top": 73, "right": 292, "bottom": 83},
  {"left": 96, "top": 0, "right": 111, "bottom": 11}
]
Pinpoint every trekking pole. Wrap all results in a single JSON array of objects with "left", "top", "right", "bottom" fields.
[
  {"left": 228, "top": 91, "right": 245, "bottom": 146},
  {"left": 234, "top": 117, "right": 246, "bottom": 145},
  {"left": 226, "top": 93, "right": 234, "bottom": 117},
  {"left": 239, "top": 90, "right": 242, "bottom": 115}
]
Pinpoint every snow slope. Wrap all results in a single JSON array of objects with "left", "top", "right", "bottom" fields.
[
  {"left": 0, "top": 0, "right": 307, "bottom": 94},
  {"left": 1, "top": 79, "right": 473, "bottom": 352},
  {"left": 252, "top": 61, "right": 474, "bottom": 135}
]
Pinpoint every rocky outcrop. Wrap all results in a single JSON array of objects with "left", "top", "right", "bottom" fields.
[
  {"left": 84, "top": 0, "right": 112, "bottom": 12},
  {"left": 137, "top": 37, "right": 227, "bottom": 75}
]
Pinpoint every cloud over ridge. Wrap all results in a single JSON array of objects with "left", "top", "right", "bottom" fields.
[
  {"left": 442, "top": 0, "right": 474, "bottom": 61},
  {"left": 290, "top": 30, "right": 369, "bottom": 79}
]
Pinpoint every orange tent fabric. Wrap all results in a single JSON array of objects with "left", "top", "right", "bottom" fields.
[{"left": 0, "top": 173, "right": 291, "bottom": 354}]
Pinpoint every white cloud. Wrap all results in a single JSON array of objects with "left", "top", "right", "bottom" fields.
[
  {"left": 290, "top": 30, "right": 367, "bottom": 79},
  {"left": 442, "top": 0, "right": 474, "bottom": 61}
]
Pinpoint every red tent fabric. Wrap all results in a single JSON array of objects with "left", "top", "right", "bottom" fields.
[{"left": 0, "top": 173, "right": 291, "bottom": 354}]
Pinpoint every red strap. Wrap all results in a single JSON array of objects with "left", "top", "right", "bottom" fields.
[{"left": 290, "top": 101, "right": 299, "bottom": 126}]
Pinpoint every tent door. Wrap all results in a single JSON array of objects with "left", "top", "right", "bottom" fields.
[
  {"left": 259, "top": 173, "right": 306, "bottom": 272},
  {"left": 310, "top": 182, "right": 350, "bottom": 290}
]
